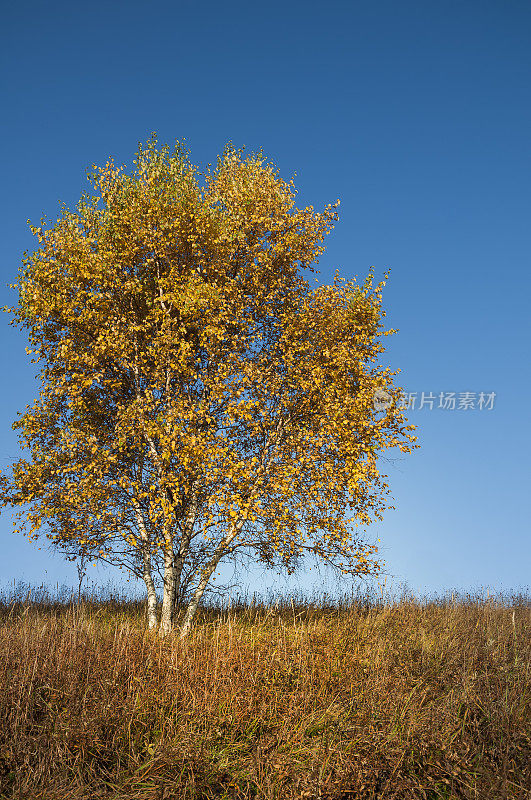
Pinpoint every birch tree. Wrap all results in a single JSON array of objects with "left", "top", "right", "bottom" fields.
[{"left": 0, "top": 136, "right": 417, "bottom": 636}]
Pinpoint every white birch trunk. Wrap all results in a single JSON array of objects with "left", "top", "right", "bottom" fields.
[
  {"left": 133, "top": 501, "right": 158, "bottom": 630},
  {"left": 172, "top": 480, "right": 199, "bottom": 617},
  {"left": 143, "top": 564, "right": 158, "bottom": 631},
  {"left": 159, "top": 535, "right": 176, "bottom": 636},
  {"left": 179, "top": 519, "right": 245, "bottom": 638},
  {"left": 179, "top": 560, "right": 219, "bottom": 639}
]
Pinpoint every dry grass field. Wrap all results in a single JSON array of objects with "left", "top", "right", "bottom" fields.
[{"left": 0, "top": 587, "right": 529, "bottom": 799}]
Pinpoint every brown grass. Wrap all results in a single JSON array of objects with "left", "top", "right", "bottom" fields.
[{"left": 0, "top": 587, "right": 529, "bottom": 799}]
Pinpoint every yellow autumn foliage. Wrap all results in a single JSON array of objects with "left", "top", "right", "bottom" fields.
[{"left": 0, "top": 135, "right": 417, "bottom": 634}]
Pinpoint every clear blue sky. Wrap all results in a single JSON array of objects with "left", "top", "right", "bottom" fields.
[{"left": 1, "top": 0, "right": 529, "bottom": 598}]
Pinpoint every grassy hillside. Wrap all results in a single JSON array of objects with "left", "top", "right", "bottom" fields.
[{"left": 0, "top": 588, "right": 529, "bottom": 799}]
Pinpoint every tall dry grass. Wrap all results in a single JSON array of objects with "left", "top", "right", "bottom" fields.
[{"left": 0, "top": 586, "right": 529, "bottom": 799}]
